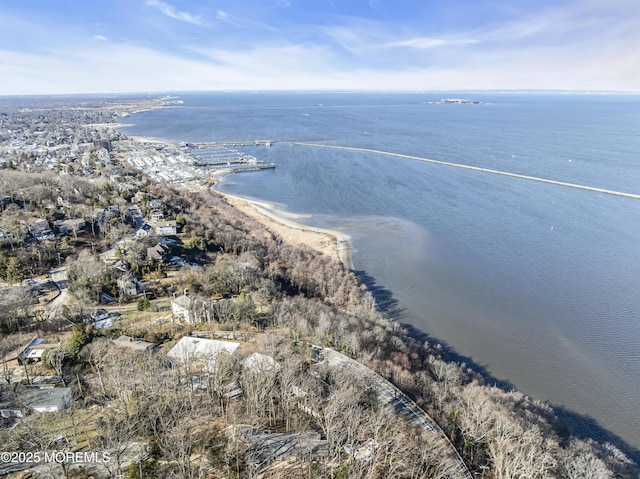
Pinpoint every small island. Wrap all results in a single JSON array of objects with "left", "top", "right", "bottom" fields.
[{"left": 425, "top": 98, "right": 485, "bottom": 104}]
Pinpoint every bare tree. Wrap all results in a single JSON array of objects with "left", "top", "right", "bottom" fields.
[
  {"left": 82, "top": 338, "right": 113, "bottom": 396},
  {"left": 148, "top": 397, "right": 209, "bottom": 479},
  {"left": 0, "top": 334, "right": 30, "bottom": 385},
  {"left": 45, "top": 347, "right": 69, "bottom": 386},
  {"left": 487, "top": 412, "right": 556, "bottom": 479},
  {"left": 93, "top": 406, "right": 138, "bottom": 479},
  {"left": 565, "top": 451, "right": 614, "bottom": 479}
]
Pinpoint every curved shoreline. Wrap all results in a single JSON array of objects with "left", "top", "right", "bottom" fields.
[{"left": 213, "top": 184, "right": 353, "bottom": 268}]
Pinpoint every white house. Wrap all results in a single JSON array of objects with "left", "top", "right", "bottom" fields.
[
  {"left": 154, "top": 220, "right": 177, "bottom": 236},
  {"left": 171, "top": 293, "right": 216, "bottom": 324},
  {"left": 167, "top": 336, "right": 240, "bottom": 372},
  {"left": 135, "top": 223, "right": 152, "bottom": 238},
  {"left": 149, "top": 209, "right": 164, "bottom": 223},
  {"left": 19, "top": 337, "right": 61, "bottom": 363},
  {"left": 0, "top": 230, "right": 14, "bottom": 245},
  {"left": 240, "top": 353, "right": 281, "bottom": 373}
]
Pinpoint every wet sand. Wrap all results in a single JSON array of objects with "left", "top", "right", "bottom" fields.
[{"left": 217, "top": 189, "right": 352, "bottom": 268}]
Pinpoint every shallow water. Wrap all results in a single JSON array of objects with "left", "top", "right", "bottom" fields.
[{"left": 120, "top": 92, "right": 640, "bottom": 451}]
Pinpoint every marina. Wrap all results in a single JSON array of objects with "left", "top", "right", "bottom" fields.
[{"left": 122, "top": 138, "right": 275, "bottom": 187}]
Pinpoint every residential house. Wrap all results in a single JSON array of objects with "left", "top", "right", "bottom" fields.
[
  {"left": 56, "top": 196, "right": 70, "bottom": 209},
  {"left": 135, "top": 223, "right": 152, "bottom": 238},
  {"left": 167, "top": 336, "right": 240, "bottom": 372},
  {"left": 147, "top": 243, "right": 169, "bottom": 262},
  {"left": 0, "top": 385, "right": 72, "bottom": 414},
  {"left": 117, "top": 272, "right": 138, "bottom": 297},
  {"left": 53, "top": 218, "right": 86, "bottom": 236},
  {"left": 154, "top": 220, "right": 177, "bottom": 236},
  {"left": 132, "top": 191, "right": 146, "bottom": 204},
  {"left": 0, "top": 230, "right": 14, "bottom": 245},
  {"left": 235, "top": 427, "right": 329, "bottom": 469},
  {"left": 111, "top": 335, "right": 157, "bottom": 353},
  {"left": 18, "top": 337, "right": 61, "bottom": 363},
  {"left": 149, "top": 209, "right": 164, "bottom": 223},
  {"left": 28, "top": 219, "right": 54, "bottom": 241},
  {"left": 241, "top": 353, "right": 281, "bottom": 374},
  {"left": 171, "top": 292, "right": 216, "bottom": 324}
]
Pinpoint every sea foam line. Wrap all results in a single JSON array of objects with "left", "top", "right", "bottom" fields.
[{"left": 294, "top": 142, "right": 640, "bottom": 200}]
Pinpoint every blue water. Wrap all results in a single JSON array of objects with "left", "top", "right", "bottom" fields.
[{"left": 120, "top": 92, "right": 640, "bottom": 450}]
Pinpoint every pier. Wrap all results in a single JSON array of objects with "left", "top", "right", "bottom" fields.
[
  {"left": 212, "top": 163, "right": 276, "bottom": 173},
  {"left": 295, "top": 143, "right": 640, "bottom": 201},
  {"left": 192, "top": 140, "right": 274, "bottom": 147},
  {"left": 189, "top": 143, "right": 275, "bottom": 171}
]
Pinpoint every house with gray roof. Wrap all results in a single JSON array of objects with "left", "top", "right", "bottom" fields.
[{"left": 0, "top": 385, "right": 72, "bottom": 414}]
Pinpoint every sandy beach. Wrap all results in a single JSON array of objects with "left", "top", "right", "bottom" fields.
[
  {"left": 217, "top": 189, "right": 352, "bottom": 268},
  {"left": 118, "top": 131, "right": 352, "bottom": 268}
]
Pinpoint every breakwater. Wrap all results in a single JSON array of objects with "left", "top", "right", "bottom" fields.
[{"left": 295, "top": 142, "right": 640, "bottom": 200}]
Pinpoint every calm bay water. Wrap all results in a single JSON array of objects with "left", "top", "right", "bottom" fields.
[{"left": 120, "top": 92, "right": 640, "bottom": 451}]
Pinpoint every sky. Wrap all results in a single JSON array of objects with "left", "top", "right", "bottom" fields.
[{"left": 0, "top": 0, "right": 638, "bottom": 94}]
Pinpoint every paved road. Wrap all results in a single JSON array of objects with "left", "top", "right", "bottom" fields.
[
  {"left": 320, "top": 347, "right": 473, "bottom": 479},
  {"left": 44, "top": 267, "right": 71, "bottom": 322}
]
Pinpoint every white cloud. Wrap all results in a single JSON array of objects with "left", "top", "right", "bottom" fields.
[
  {"left": 385, "top": 37, "right": 479, "bottom": 49},
  {"left": 0, "top": 0, "right": 637, "bottom": 95},
  {"left": 3, "top": 33, "right": 635, "bottom": 96},
  {"left": 146, "top": 0, "right": 206, "bottom": 26},
  {"left": 215, "top": 10, "right": 243, "bottom": 27}
]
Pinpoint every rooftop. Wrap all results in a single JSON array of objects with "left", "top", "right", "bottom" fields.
[
  {"left": 0, "top": 385, "right": 72, "bottom": 412},
  {"left": 111, "top": 335, "right": 157, "bottom": 352},
  {"left": 167, "top": 336, "right": 240, "bottom": 366}
]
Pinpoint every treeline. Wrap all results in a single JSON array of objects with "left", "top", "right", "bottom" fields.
[
  {"left": 1, "top": 334, "right": 465, "bottom": 479},
  {"left": 173, "top": 187, "right": 637, "bottom": 478}
]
